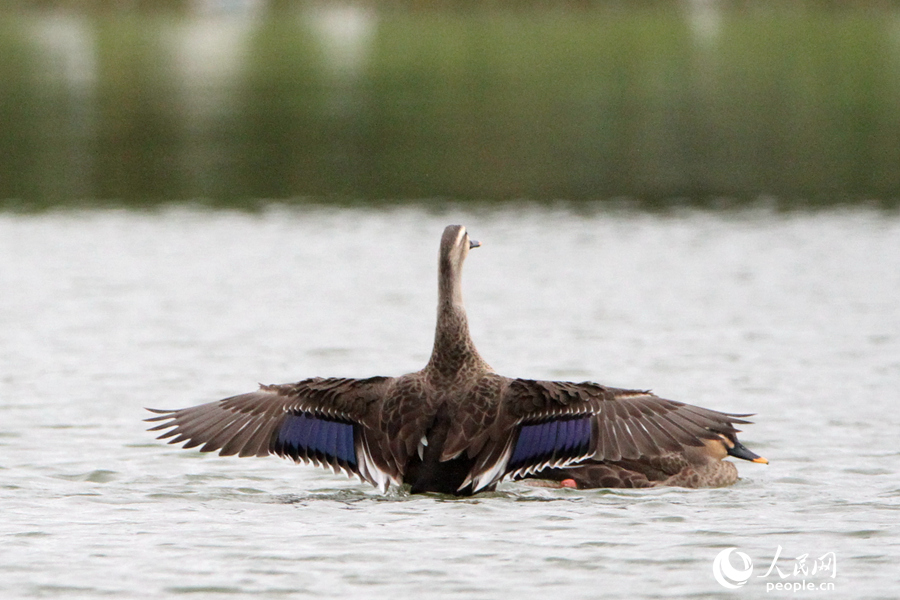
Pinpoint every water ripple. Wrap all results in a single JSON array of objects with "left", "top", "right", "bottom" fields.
[{"left": 1, "top": 208, "right": 898, "bottom": 599}]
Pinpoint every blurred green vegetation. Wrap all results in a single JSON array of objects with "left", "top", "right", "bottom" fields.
[{"left": 1, "top": 1, "right": 899, "bottom": 208}]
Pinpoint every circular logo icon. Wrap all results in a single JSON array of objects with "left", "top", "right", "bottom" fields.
[{"left": 713, "top": 547, "right": 753, "bottom": 589}]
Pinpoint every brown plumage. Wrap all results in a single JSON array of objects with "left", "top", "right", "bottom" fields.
[
  {"left": 525, "top": 434, "right": 768, "bottom": 489},
  {"left": 146, "top": 225, "right": 766, "bottom": 495}
]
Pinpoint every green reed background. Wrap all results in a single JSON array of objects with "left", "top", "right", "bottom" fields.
[{"left": 2, "top": 2, "right": 899, "bottom": 208}]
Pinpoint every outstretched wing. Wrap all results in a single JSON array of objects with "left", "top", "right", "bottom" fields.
[
  {"left": 145, "top": 376, "right": 398, "bottom": 490},
  {"left": 464, "top": 378, "right": 752, "bottom": 491}
]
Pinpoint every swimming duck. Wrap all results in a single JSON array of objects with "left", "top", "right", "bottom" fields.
[
  {"left": 525, "top": 433, "right": 767, "bottom": 489},
  {"left": 147, "top": 225, "right": 766, "bottom": 495}
]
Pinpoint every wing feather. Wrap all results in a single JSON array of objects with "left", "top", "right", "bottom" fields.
[
  {"left": 495, "top": 378, "right": 755, "bottom": 476},
  {"left": 145, "top": 376, "right": 395, "bottom": 487}
]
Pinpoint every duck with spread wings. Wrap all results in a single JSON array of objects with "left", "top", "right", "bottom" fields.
[{"left": 147, "top": 225, "right": 766, "bottom": 495}]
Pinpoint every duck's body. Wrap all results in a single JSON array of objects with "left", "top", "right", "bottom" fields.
[
  {"left": 147, "top": 225, "right": 766, "bottom": 495},
  {"left": 526, "top": 435, "right": 767, "bottom": 489}
]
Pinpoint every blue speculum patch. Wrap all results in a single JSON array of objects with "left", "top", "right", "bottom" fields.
[
  {"left": 508, "top": 416, "right": 591, "bottom": 471},
  {"left": 276, "top": 412, "right": 357, "bottom": 467}
]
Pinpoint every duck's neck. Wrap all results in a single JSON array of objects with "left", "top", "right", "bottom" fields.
[{"left": 425, "top": 262, "right": 489, "bottom": 380}]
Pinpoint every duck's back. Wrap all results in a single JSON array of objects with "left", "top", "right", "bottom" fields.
[
  {"left": 380, "top": 371, "right": 504, "bottom": 495},
  {"left": 404, "top": 403, "right": 482, "bottom": 494}
]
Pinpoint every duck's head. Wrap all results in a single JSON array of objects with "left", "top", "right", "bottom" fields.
[
  {"left": 439, "top": 225, "right": 480, "bottom": 273},
  {"left": 711, "top": 433, "right": 768, "bottom": 464}
]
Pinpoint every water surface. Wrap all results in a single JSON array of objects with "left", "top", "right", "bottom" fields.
[{"left": 1, "top": 206, "right": 898, "bottom": 598}]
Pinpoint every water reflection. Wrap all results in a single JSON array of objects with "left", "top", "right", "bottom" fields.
[{"left": 2, "top": 2, "right": 899, "bottom": 207}]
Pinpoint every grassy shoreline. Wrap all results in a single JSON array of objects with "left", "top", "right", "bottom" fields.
[{"left": 2, "top": 3, "right": 899, "bottom": 207}]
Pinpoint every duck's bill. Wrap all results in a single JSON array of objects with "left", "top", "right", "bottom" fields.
[
  {"left": 728, "top": 441, "right": 769, "bottom": 464},
  {"left": 469, "top": 239, "right": 481, "bottom": 249}
]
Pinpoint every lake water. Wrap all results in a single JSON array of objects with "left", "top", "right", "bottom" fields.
[{"left": 1, "top": 205, "right": 898, "bottom": 599}]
